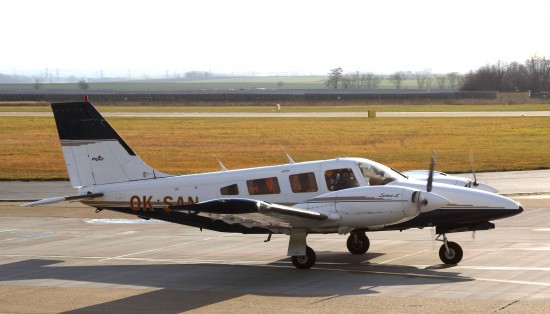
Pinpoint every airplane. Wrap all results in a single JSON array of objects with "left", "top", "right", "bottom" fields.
[{"left": 24, "top": 99, "right": 523, "bottom": 269}]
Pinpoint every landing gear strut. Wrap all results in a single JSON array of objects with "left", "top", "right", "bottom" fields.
[
  {"left": 346, "top": 231, "right": 370, "bottom": 254},
  {"left": 437, "top": 234, "right": 463, "bottom": 264}
]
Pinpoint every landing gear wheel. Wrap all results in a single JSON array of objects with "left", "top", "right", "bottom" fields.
[
  {"left": 291, "top": 246, "right": 316, "bottom": 269},
  {"left": 346, "top": 232, "right": 370, "bottom": 254},
  {"left": 439, "top": 241, "right": 463, "bottom": 264}
]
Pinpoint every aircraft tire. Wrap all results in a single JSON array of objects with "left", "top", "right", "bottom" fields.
[
  {"left": 291, "top": 246, "right": 316, "bottom": 269},
  {"left": 346, "top": 232, "right": 370, "bottom": 254},
  {"left": 439, "top": 241, "right": 463, "bottom": 264}
]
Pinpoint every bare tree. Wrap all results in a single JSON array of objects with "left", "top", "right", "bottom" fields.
[
  {"left": 435, "top": 75, "right": 447, "bottom": 89},
  {"left": 493, "top": 60, "right": 508, "bottom": 91},
  {"left": 426, "top": 76, "right": 433, "bottom": 89},
  {"left": 351, "top": 71, "right": 361, "bottom": 88},
  {"left": 525, "top": 55, "right": 550, "bottom": 93},
  {"left": 32, "top": 78, "right": 43, "bottom": 90},
  {"left": 341, "top": 71, "right": 363, "bottom": 89},
  {"left": 362, "top": 72, "right": 381, "bottom": 89},
  {"left": 414, "top": 69, "right": 431, "bottom": 89},
  {"left": 461, "top": 61, "right": 509, "bottom": 91},
  {"left": 502, "top": 62, "right": 529, "bottom": 91},
  {"left": 325, "top": 67, "right": 343, "bottom": 89},
  {"left": 78, "top": 80, "right": 89, "bottom": 90},
  {"left": 389, "top": 71, "right": 407, "bottom": 89},
  {"left": 341, "top": 75, "right": 352, "bottom": 89},
  {"left": 447, "top": 72, "right": 460, "bottom": 90}
]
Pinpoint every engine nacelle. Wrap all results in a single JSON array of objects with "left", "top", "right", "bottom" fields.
[{"left": 301, "top": 186, "right": 449, "bottom": 228}]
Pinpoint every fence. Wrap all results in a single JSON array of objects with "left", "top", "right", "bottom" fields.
[{"left": 0, "top": 90, "right": 498, "bottom": 104}]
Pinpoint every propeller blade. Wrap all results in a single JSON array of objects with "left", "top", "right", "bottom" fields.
[{"left": 427, "top": 151, "right": 436, "bottom": 192}]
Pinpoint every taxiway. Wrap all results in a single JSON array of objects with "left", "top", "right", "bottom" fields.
[{"left": 0, "top": 171, "right": 549, "bottom": 313}]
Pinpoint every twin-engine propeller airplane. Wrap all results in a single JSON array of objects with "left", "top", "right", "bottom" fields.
[{"left": 24, "top": 100, "right": 523, "bottom": 269}]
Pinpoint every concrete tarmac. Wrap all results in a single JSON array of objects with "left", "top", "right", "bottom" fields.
[{"left": 1, "top": 171, "right": 549, "bottom": 313}]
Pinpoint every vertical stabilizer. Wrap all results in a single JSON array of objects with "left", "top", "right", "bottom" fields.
[{"left": 51, "top": 101, "right": 169, "bottom": 187}]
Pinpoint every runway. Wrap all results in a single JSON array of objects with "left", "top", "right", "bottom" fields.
[
  {"left": 2, "top": 110, "right": 550, "bottom": 118},
  {"left": 1, "top": 171, "right": 550, "bottom": 313}
]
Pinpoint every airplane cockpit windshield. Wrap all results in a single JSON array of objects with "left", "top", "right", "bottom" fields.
[{"left": 358, "top": 160, "right": 404, "bottom": 186}]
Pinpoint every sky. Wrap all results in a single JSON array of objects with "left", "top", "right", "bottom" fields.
[{"left": 2, "top": 0, "right": 550, "bottom": 77}]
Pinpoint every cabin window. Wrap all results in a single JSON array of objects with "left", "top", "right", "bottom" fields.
[
  {"left": 289, "top": 172, "right": 318, "bottom": 193},
  {"left": 247, "top": 177, "right": 281, "bottom": 195},
  {"left": 325, "top": 168, "right": 359, "bottom": 191},
  {"left": 220, "top": 184, "right": 239, "bottom": 195}
]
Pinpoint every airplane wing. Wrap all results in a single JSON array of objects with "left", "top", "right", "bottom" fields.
[{"left": 170, "top": 198, "right": 328, "bottom": 231}]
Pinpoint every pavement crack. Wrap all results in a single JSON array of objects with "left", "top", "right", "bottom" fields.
[{"left": 492, "top": 299, "right": 520, "bottom": 313}]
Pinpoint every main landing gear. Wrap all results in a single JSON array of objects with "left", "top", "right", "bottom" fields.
[
  {"left": 289, "top": 231, "right": 464, "bottom": 269},
  {"left": 346, "top": 231, "right": 370, "bottom": 254},
  {"left": 290, "top": 231, "right": 371, "bottom": 269},
  {"left": 291, "top": 246, "right": 316, "bottom": 269},
  {"left": 436, "top": 234, "right": 463, "bottom": 264}
]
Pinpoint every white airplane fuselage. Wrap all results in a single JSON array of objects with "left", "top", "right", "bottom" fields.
[{"left": 77, "top": 157, "right": 521, "bottom": 235}]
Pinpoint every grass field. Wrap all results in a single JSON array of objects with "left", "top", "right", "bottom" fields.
[
  {"left": 0, "top": 76, "right": 425, "bottom": 91},
  {"left": 1, "top": 115, "right": 549, "bottom": 180}
]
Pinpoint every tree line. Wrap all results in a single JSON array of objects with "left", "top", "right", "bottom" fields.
[
  {"left": 460, "top": 56, "right": 550, "bottom": 93},
  {"left": 325, "top": 67, "right": 462, "bottom": 90},
  {"left": 326, "top": 55, "right": 550, "bottom": 93}
]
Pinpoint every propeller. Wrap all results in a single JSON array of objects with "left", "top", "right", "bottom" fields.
[{"left": 426, "top": 150, "right": 437, "bottom": 192}]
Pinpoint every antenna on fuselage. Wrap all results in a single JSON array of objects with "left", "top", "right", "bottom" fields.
[
  {"left": 211, "top": 152, "right": 227, "bottom": 171},
  {"left": 280, "top": 145, "right": 295, "bottom": 164},
  {"left": 469, "top": 149, "right": 479, "bottom": 187}
]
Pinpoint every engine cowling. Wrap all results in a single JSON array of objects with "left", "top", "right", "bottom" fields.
[{"left": 302, "top": 186, "right": 449, "bottom": 228}]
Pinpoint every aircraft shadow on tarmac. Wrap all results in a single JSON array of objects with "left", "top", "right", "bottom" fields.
[{"left": 1, "top": 258, "right": 473, "bottom": 313}]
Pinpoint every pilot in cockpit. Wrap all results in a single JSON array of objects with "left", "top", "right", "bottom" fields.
[{"left": 361, "top": 165, "right": 386, "bottom": 186}]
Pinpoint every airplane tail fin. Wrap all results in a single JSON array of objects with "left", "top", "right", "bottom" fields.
[{"left": 52, "top": 100, "right": 169, "bottom": 187}]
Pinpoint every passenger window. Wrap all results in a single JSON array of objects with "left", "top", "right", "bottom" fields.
[
  {"left": 247, "top": 177, "right": 281, "bottom": 195},
  {"left": 325, "top": 168, "right": 359, "bottom": 191},
  {"left": 289, "top": 172, "right": 318, "bottom": 193},
  {"left": 220, "top": 184, "right": 239, "bottom": 195}
]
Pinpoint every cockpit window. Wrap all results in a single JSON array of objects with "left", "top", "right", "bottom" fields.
[
  {"left": 359, "top": 161, "right": 400, "bottom": 185},
  {"left": 325, "top": 168, "right": 359, "bottom": 191}
]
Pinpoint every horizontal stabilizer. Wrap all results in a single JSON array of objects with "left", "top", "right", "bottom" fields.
[{"left": 21, "top": 193, "right": 104, "bottom": 207}]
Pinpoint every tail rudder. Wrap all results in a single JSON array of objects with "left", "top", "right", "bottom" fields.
[{"left": 52, "top": 100, "right": 169, "bottom": 187}]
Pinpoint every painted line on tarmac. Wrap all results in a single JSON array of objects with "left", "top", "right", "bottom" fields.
[
  {"left": 97, "top": 233, "right": 238, "bottom": 262},
  {"left": 364, "top": 249, "right": 430, "bottom": 265}
]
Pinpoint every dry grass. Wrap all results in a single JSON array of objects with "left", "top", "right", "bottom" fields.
[{"left": 1, "top": 116, "right": 550, "bottom": 180}]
